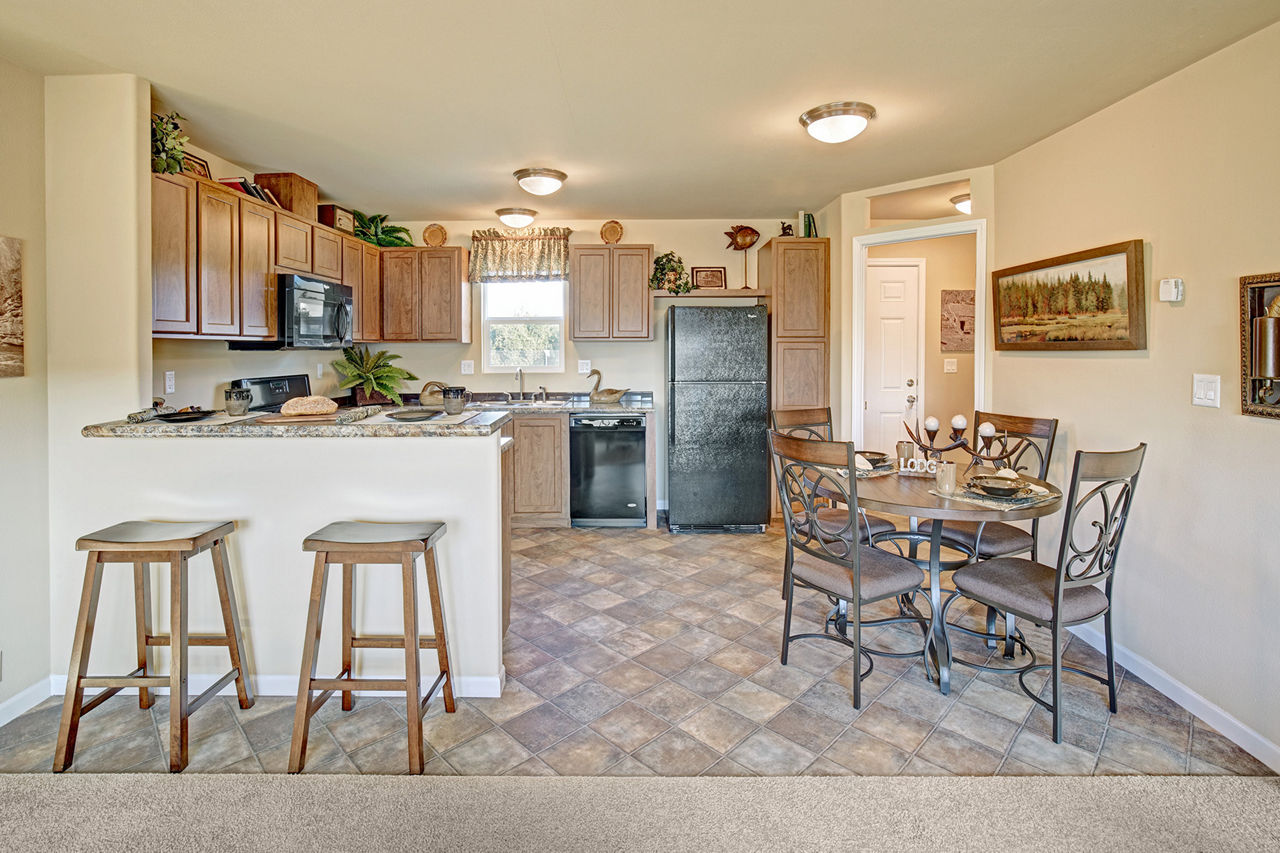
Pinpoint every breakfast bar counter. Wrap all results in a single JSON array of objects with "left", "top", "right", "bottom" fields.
[{"left": 81, "top": 409, "right": 512, "bottom": 438}]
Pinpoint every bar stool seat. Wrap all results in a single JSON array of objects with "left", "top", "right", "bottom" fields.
[
  {"left": 289, "top": 520, "right": 454, "bottom": 775},
  {"left": 55, "top": 520, "right": 254, "bottom": 773}
]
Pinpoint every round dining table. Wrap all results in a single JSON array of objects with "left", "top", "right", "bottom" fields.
[{"left": 849, "top": 469, "right": 1062, "bottom": 694}]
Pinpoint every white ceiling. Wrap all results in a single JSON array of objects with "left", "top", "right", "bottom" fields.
[{"left": 2, "top": 1, "right": 1277, "bottom": 220}]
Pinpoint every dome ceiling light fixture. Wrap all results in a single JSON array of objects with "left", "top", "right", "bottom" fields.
[
  {"left": 950, "top": 193, "right": 972, "bottom": 214},
  {"left": 514, "top": 167, "right": 567, "bottom": 196},
  {"left": 798, "top": 101, "right": 877, "bottom": 143},
  {"left": 496, "top": 207, "right": 537, "bottom": 228}
]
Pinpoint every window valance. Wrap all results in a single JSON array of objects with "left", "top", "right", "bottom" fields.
[{"left": 468, "top": 227, "right": 573, "bottom": 283}]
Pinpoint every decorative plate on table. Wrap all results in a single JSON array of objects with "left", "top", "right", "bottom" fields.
[
  {"left": 155, "top": 409, "right": 215, "bottom": 423},
  {"left": 387, "top": 409, "right": 442, "bottom": 422},
  {"left": 422, "top": 223, "right": 448, "bottom": 247},
  {"left": 600, "top": 220, "right": 624, "bottom": 244},
  {"left": 964, "top": 482, "right": 1034, "bottom": 500}
]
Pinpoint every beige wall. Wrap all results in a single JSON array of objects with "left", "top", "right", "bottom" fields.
[
  {"left": 869, "top": 234, "right": 977, "bottom": 426},
  {"left": 993, "top": 22, "right": 1280, "bottom": 758},
  {"left": 0, "top": 57, "right": 50, "bottom": 711},
  {"left": 153, "top": 217, "right": 789, "bottom": 504}
]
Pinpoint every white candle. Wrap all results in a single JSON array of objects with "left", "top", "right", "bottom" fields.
[
  {"left": 923, "top": 415, "right": 939, "bottom": 432},
  {"left": 978, "top": 421, "right": 996, "bottom": 438},
  {"left": 951, "top": 414, "right": 968, "bottom": 431}
]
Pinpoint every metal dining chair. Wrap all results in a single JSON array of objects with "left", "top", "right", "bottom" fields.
[
  {"left": 918, "top": 411, "right": 1058, "bottom": 654},
  {"left": 941, "top": 444, "right": 1146, "bottom": 743},
  {"left": 768, "top": 430, "right": 926, "bottom": 709}
]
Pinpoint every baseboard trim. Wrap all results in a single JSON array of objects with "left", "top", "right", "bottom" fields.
[
  {"left": 0, "top": 678, "right": 54, "bottom": 729},
  {"left": 49, "top": 672, "right": 505, "bottom": 701},
  {"left": 1070, "top": 625, "right": 1280, "bottom": 773}
]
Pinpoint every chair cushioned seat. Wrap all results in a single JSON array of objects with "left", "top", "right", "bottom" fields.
[
  {"left": 795, "top": 509, "right": 897, "bottom": 544},
  {"left": 952, "top": 557, "right": 1108, "bottom": 624},
  {"left": 792, "top": 546, "right": 923, "bottom": 603},
  {"left": 304, "top": 521, "right": 446, "bottom": 551},
  {"left": 918, "top": 519, "right": 1034, "bottom": 558}
]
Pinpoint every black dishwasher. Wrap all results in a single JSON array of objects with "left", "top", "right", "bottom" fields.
[{"left": 569, "top": 415, "right": 647, "bottom": 527}]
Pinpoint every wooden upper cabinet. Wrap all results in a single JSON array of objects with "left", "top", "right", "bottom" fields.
[
  {"left": 197, "top": 182, "right": 240, "bottom": 337},
  {"left": 312, "top": 226, "right": 343, "bottom": 281},
  {"left": 341, "top": 236, "right": 364, "bottom": 337},
  {"left": 380, "top": 250, "right": 419, "bottom": 341},
  {"left": 773, "top": 340, "right": 828, "bottom": 410},
  {"left": 151, "top": 173, "right": 198, "bottom": 334},
  {"left": 570, "top": 247, "right": 611, "bottom": 339},
  {"left": 239, "top": 198, "right": 276, "bottom": 339},
  {"left": 419, "top": 247, "right": 469, "bottom": 342},
  {"left": 760, "top": 237, "right": 829, "bottom": 339},
  {"left": 570, "top": 244, "right": 652, "bottom": 340},
  {"left": 512, "top": 415, "right": 567, "bottom": 517},
  {"left": 360, "top": 242, "right": 381, "bottom": 341},
  {"left": 611, "top": 246, "right": 652, "bottom": 339},
  {"left": 275, "top": 211, "right": 312, "bottom": 273}
]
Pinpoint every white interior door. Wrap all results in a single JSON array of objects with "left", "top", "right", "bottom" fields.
[{"left": 863, "top": 260, "right": 922, "bottom": 452}]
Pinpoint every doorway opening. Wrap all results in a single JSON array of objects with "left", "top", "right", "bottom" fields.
[{"left": 851, "top": 220, "right": 987, "bottom": 448}]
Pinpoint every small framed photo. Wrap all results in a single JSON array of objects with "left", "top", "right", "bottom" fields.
[
  {"left": 691, "top": 266, "right": 727, "bottom": 289},
  {"left": 182, "top": 153, "right": 212, "bottom": 180}
]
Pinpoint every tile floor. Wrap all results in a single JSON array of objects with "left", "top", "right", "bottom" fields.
[{"left": 0, "top": 526, "right": 1272, "bottom": 776}]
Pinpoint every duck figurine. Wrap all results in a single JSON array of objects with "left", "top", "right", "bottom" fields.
[
  {"left": 418, "top": 380, "right": 448, "bottom": 406},
  {"left": 587, "top": 369, "right": 629, "bottom": 404}
]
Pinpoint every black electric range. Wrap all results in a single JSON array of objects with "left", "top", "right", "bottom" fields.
[{"left": 228, "top": 373, "right": 312, "bottom": 413}]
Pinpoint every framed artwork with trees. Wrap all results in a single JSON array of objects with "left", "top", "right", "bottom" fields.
[{"left": 992, "top": 239, "right": 1146, "bottom": 351}]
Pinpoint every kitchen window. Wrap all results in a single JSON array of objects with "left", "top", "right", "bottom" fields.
[{"left": 481, "top": 279, "right": 565, "bottom": 372}]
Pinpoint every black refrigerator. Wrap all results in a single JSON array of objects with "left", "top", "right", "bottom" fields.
[{"left": 666, "top": 305, "right": 770, "bottom": 532}]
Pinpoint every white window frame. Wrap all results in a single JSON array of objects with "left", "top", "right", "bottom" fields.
[{"left": 480, "top": 279, "right": 566, "bottom": 374}]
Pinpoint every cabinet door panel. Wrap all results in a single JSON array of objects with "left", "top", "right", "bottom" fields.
[
  {"left": 197, "top": 183, "right": 240, "bottom": 336},
  {"left": 419, "top": 249, "right": 458, "bottom": 340},
  {"left": 360, "top": 243, "right": 381, "bottom": 341},
  {"left": 611, "top": 246, "right": 652, "bottom": 339},
  {"left": 275, "top": 212, "right": 312, "bottom": 273},
  {"left": 773, "top": 340, "right": 828, "bottom": 410},
  {"left": 239, "top": 199, "right": 276, "bottom": 338},
  {"left": 151, "top": 173, "right": 198, "bottom": 334},
  {"left": 380, "top": 250, "right": 419, "bottom": 340},
  {"left": 512, "top": 416, "right": 565, "bottom": 515},
  {"left": 341, "top": 236, "right": 363, "bottom": 338},
  {"left": 312, "top": 227, "right": 343, "bottom": 281},
  {"left": 774, "top": 241, "right": 828, "bottom": 338},
  {"left": 570, "top": 247, "right": 611, "bottom": 339}
]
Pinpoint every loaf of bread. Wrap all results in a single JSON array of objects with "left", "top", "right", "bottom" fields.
[{"left": 281, "top": 395, "right": 338, "bottom": 416}]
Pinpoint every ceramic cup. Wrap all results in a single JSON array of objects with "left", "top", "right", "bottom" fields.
[
  {"left": 442, "top": 386, "right": 471, "bottom": 415},
  {"left": 224, "top": 387, "right": 252, "bottom": 417},
  {"left": 935, "top": 460, "right": 957, "bottom": 495}
]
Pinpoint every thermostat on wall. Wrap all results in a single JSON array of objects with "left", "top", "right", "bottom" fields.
[{"left": 1159, "top": 278, "right": 1184, "bottom": 302}]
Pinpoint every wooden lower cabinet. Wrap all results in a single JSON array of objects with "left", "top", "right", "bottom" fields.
[
  {"left": 511, "top": 415, "right": 569, "bottom": 526},
  {"left": 500, "top": 424, "right": 515, "bottom": 633}
]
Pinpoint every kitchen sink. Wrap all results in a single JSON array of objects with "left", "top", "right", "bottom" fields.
[{"left": 470, "top": 399, "right": 569, "bottom": 409}]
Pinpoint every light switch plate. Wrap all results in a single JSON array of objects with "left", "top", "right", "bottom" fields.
[
  {"left": 578, "top": 360, "right": 591, "bottom": 374},
  {"left": 1159, "top": 278, "right": 1185, "bottom": 302},
  {"left": 316, "top": 363, "right": 324, "bottom": 378},
  {"left": 1192, "top": 373, "right": 1220, "bottom": 408},
  {"left": 164, "top": 370, "right": 175, "bottom": 394},
  {"left": 460, "top": 360, "right": 474, "bottom": 375},
  {"left": 943, "top": 358, "right": 958, "bottom": 374}
]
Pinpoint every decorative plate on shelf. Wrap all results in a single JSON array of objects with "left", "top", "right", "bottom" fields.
[
  {"left": 600, "top": 220, "right": 624, "bottom": 244},
  {"left": 422, "top": 223, "right": 448, "bottom": 247}
]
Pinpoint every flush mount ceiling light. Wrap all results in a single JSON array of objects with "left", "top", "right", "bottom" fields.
[
  {"left": 798, "top": 101, "right": 876, "bottom": 143},
  {"left": 496, "top": 207, "right": 537, "bottom": 228},
  {"left": 950, "top": 193, "right": 972, "bottom": 214},
  {"left": 514, "top": 168, "right": 567, "bottom": 196}
]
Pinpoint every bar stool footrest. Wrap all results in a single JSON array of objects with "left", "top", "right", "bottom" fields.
[
  {"left": 146, "top": 634, "right": 230, "bottom": 647},
  {"left": 350, "top": 635, "right": 441, "bottom": 650},
  {"left": 188, "top": 668, "right": 241, "bottom": 716}
]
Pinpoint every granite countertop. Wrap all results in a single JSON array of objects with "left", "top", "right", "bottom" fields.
[{"left": 83, "top": 409, "right": 511, "bottom": 438}]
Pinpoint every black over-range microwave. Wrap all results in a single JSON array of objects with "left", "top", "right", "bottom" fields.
[{"left": 229, "top": 274, "right": 353, "bottom": 350}]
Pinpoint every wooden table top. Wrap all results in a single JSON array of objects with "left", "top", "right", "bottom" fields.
[{"left": 850, "top": 471, "right": 1063, "bottom": 522}]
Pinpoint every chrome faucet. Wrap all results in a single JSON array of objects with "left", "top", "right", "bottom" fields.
[
  {"left": 515, "top": 368, "right": 525, "bottom": 401},
  {"left": 536, "top": 385, "right": 548, "bottom": 403}
]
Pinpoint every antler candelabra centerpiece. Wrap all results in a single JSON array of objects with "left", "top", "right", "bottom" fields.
[{"left": 902, "top": 413, "right": 1028, "bottom": 472}]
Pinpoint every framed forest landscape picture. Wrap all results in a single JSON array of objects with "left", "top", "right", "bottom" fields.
[
  {"left": 993, "top": 239, "right": 1146, "bottom": 351},
  {"left": 0, "top": 235, "right": 22, "bottom": 378}
]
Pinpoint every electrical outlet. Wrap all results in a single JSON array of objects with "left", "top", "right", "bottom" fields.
[
  {"left": 461, "top": 360, "right": 475, "bottom": 375},
  {"left": 164, "top": 370, "right": 175, "bottom": 394},
  {"left": 316, "top": 363, "right": 325, "bottom": 378},
  {"left": 578, "top": 360, "right": 591, "bottom": 374},
  {"left": 944, "top": 358, "right": 958, "bottom": 374}
]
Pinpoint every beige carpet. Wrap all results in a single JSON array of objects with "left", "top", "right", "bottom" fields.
[{"left": 1, "top": 775, "right": 1277, "bottom": 851}]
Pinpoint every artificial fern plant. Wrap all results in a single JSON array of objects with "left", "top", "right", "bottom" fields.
[
  {"left": 331, "top": 345, "right": 419, "bottom": 406},
  {"left": 354, "top": 211, "right": 414, "bottom": 247},
  {"left": 650, "top": 250, "right": 692, "bottom": 294},
  {"left": 151, "top": 112, "right": 188, "bottom": 174}
]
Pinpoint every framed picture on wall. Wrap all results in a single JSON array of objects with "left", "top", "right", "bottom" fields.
[
  {"left": 992, "top": 239, "right": 1146, "bottom": 350},
  {"left": 691, "top": 267, "right": 727, "bottom": 289},
  {"left": 181, "top": 153, "right": 212, "bottom": 180},
  {"left": 940, "top": 289, "right": 975, "bottom": 352}
]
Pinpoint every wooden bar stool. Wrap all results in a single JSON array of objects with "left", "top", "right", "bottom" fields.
[
  {"left": 54, "top": 520, "right": 255, "bottom": 773},
  {"left": 289, "top": 521, "right": 455, "bottom": 775}
]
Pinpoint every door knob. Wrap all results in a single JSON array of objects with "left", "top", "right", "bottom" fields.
[
  {"left": 906, "top": 379, "right": 915, "bottom": 387},
  {"left": 906, "top": 395, "right": 917, "bottom": 405}
]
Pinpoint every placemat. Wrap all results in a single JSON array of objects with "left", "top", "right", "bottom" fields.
[{"left": 929, "top": 487, "right": 1058, "bottom": 512}]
